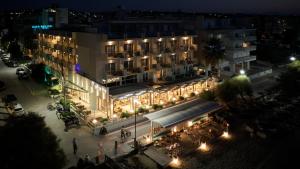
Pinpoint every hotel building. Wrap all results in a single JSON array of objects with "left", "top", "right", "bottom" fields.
[{"left": 36, "top": 20, "right": 217, "bottom": 120}]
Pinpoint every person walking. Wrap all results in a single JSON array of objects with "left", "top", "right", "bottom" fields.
[{"left": 73, "top": 138, "right": 78, "bottom": 155}]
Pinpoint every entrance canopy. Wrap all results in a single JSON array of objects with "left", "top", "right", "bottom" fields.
[{"left": 144, "top": 99, "right": 223, "bottom": 128}]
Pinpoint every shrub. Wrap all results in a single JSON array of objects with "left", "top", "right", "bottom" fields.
[
  {"left": 169, "top": 101, "right": 176, "bottom": 105},
  {"left": 59, "top": 99, "right": 71, "bottom": 110},
  {"left": 190, "top": 92, "right": 196, "bottom": 97},
  {"left": 121, "top": 112, "right": 131, "bottom": 118},
  {"left": 200, "top": 90, "right": 216, "bottom": 101},
  {"left": 179, "top": 96, "right": 185, "bottom": 101},
  {"left": 152, "top": 104, "right": 163, "bottom": 110}
]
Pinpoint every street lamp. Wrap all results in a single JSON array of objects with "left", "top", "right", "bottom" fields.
[
  {"left": 133, "top": 97, "right": 140, "bottom": 150},
  {"left": 239, "top": 69, "right": 245, "bottom": 75},
  {"left": 290, "top": 56, "right": 296, "bottom": 61}
]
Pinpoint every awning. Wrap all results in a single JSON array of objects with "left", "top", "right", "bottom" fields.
[{"left": 144, "top": 99, "right": 223, "bottom": 128}]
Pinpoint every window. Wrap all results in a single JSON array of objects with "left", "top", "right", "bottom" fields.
[
  {"left": 124, "top": 44, "right": 133, "bottom": 52},
  {"left": 105, "top": 45, "right": 116, "bottom": 55},
  {"left": 171, "top": 54, "right": 177, "bottom": 64},
  {"left": 156, "top": 56, "right": 163, "bottom": 64},
  {"left": 124, "top": 60, "right": 133, "bottom": 70},
  {"left": 142, "top": 42, "right": 150, "bottom": 54},
  {"left": 106, "top": 63, "right": 116, "bottom": 74},
  {"left": 141, "top": 58, "right": 149, "bottom": 67},
  {"left": 157, "top": 42, "right": 164, "bottom": 53},
  {"left": 171, "top": 40, "right": 177, "bottom": 49}
]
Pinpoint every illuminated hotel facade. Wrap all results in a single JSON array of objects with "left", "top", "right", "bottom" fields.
[{"left": 36, "top": 28, "right": 217, "bottom": 119}]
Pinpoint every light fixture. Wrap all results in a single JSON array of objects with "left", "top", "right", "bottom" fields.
[
  {"left": 92, "top": 119, "right": 98, "bottom": 124},
  {"left": 188, "top": 121, "right": 193, "bottom": 127},
  {"left": 146, "top": 137, "right": 151, "bottom": 143},
  {"left": 290, "top": 56, "right": 296, "bottom": 61},
  {"left": 171, "top": 37, "right": 176, "bottom": 41},
  {"left": 239, "top": 69, "right": 245, "bottom": 75},
  {"left": 183, "top": 37, "right": 189, "bottom": 40},
  {"left": 222, "top": 131, "right": 230, "bottom": 139},
  {"left": 172, "top": 157, "right": 179, "bottom": 165},
  {"left": 143, "top": 39, "right": 148, "bottom": 43},
  {"left": 157, "top": 38, "right": 162, "bottom": 42},
  {"left": 113, "top": 114, "right": 117, "bottom": 118},
  {"left": 173, "top": 127, "right": 177, "bottom": 132},
  {"left": 107, "top": 41, "right": 113, "bottom": 45},
  {"left": 199, "top": 142, "right": 209, "bottom": 151},
  {"left": 126, "top": 40, "right": 132, "bottom": 44}
]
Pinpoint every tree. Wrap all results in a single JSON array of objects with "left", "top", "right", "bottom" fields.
[
  {"left": 274, "top": 60, "right": 300, "bottom": 98},
  {"left": 0, "top": 113, "right": 66, "bottom": 169},
  {"left": 216, "top": 75, "right": 252, "bottom": 107},
  {"left": 23, "top": 29, "right": 38, "bottom": 56},
  {"left": 203, "top": 37, "right": 225, "bottom": 77},
  {"left": 216, "top": 79, "right": 238, "bottom": 107},
  {"left": 7, "top": 40, "right": 23, "bottom": 60}
]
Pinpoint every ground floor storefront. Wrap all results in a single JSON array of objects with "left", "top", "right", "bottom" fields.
[{"left": 111, "top": 77, "right": 217, "bottom": 118}]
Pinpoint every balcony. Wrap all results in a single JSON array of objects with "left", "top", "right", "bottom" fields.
[
  {"left": 133, "top": 51, "right": 141, "bottom": 57},
  {"left": 179, "top": 45, "right": 189, "bottom": 52},
  {"left": 161, "top": 63, "right": 172, "bottom": 68},
  {"left": 111, "top": 70, "right": 124, "bottom": 76},
  {"left": 232, "top": 55, "right": 257, "bottom": 63}
]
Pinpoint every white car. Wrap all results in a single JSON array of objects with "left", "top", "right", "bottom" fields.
[{"left": 12, "top": 103, "right": 25, "bottom": 115}]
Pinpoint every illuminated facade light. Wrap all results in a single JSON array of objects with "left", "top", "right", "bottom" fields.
[
  {"left": 92, "top": 119, "right": 98, "bottom": 124},
  {"left": 146, "top": 137, "right": 151, "bottom": 143},
  {"left": 157, "top": 38, "right": 162, "bottom": 42},
  {"left": 107, "top": 41, "right": 113, "bottom": 45},
  {"left": 143, "top": 39, "right": 148, "bottom": 43},
  {"left": 173, "top": 127, "right": 177, "bottom": 132},
  {"left": 183, "top": 37, "right": 189, "bottom": 40},
  {"left": 188, "top": 121, "right": 193, "bottom": 127},
  {"left": 171, "top": 37, "right": 176, "bottom": 41},
  {"left": 126, "top": 40, "right": 132, "bottom": 44}
]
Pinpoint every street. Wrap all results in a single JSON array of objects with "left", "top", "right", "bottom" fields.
[{"left": 0, "top": 60, "right": 150, "bottom": 168}]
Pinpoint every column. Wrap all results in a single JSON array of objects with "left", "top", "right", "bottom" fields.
[
  {"left": 247, "top": 62, "right": 250, "bottom": 70},
  {"left": 150, "top": 121, "right": 153, "bottom": 141}
]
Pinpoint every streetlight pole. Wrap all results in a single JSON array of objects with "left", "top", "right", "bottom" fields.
[{"left": 133, "top": 97, "right": 139, "bottom": 150}]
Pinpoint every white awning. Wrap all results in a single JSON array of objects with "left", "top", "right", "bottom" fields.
[{"left": 144, "top": 99, "right": 223, "bottom": 128}]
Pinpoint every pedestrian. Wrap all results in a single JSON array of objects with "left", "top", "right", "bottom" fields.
[{"left": 73, "top": 138, "right": 78, "bottom": 155}]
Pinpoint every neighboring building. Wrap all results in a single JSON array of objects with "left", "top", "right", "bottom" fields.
[
  {"left": 198, "top": 29, "right": 257, "bottom": 76},
  {"left": 40, "top": 8, "right": 68, "bottom": 28}
]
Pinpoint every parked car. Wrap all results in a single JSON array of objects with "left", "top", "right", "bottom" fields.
[
  {"left": 6, "top": 60, "right": 18, "bottom": 67},
  {"left": 2, "top": 94, "right": 17, "bottom": 106},
  {"left": 16, "top": 67, "right": 26, "bottom": 75},
  {"left": 12, "top": 103, "right": 25, "bottom": 116},
  {"left": 48, "top": 89, "right": 61, "bottom": 99},
  {"left": 18, "top": 71, "right": 29, "bottom": 80}
]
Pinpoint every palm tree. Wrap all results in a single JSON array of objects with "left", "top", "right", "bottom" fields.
[{"left": 203, "top": 37, "right": 225, "bottom": 77}]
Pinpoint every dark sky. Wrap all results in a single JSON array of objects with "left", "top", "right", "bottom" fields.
[{"left": 2, "top": 0, "right": 300, "bottom": 14}]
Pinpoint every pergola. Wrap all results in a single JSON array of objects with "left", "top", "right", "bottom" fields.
[{"left": 144, "top": 99, "right": 223, "bottom": 140}]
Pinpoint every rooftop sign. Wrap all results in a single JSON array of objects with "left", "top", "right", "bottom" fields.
[{"left": 31, "top": 25, "right": 53, "bottom": 30}]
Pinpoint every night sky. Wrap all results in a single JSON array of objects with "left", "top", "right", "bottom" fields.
[{"left": 2, "top": 0, "right": 300, "bottom": 14}]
